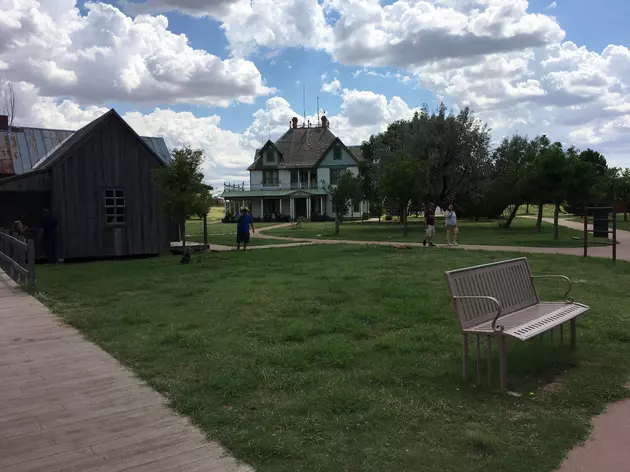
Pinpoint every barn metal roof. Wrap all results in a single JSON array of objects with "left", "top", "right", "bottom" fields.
[{"left": 0, "top": 125, "right": 171, "bottom": 176}]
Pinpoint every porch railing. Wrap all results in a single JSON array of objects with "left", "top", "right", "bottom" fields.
[
  {"left": 224, "top": 181, "right": 325, "bottom": 191},
  {"left": 0, "top": 229, "right": 35, "bottom": 289}
]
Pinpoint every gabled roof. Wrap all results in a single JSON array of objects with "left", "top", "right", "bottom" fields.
[
  {"left": 259, "top": 139, "right": 284, "bottom": 156},
  {"left": 31, "top": 109, "right": 169, "bottom": 172},
  {"left": 0, "top": 113, "right": 171, "bottom": 176},
  {"left": 248, "top": 125, "right": 338, "bottom": 170},
  {"left": 314, "top": 138, "right": 362, "bottom": 167}
]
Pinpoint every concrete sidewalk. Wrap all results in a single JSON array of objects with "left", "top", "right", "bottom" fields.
[{"left": 0, "top": 271, "right": 253, "bottom": 472}]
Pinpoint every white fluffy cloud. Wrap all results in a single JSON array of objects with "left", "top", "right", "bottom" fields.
[
  {"left": 321, "top": 78, "right": 341, "bottom": 95},
  {"left": 0, "top": 0, "right": 272, "bottom": 106},
  {"left": 13, "top": 84, "right": 418, "bottom": 187}
]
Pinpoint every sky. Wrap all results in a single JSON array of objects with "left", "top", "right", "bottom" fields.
[{"left": 2, "top": 0, "right": 630, "bottom": 191}]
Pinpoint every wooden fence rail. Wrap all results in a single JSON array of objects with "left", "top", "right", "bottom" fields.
[{"left": 0, "top": 229, "right": 35, "bottom": 289}]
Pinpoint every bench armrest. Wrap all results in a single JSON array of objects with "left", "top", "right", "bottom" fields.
[
  {"left": 531, "top": 275, "right": 574, "bottom": 303},
  {"left": 453, "top": 295, "right": 504, "bottom": 333}
]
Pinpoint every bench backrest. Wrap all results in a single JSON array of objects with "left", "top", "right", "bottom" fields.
[{"left": 445, "top": 258, "right": 539, "bottom": 329}]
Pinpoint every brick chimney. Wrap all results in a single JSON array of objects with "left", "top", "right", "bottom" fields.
[
  {"left": 0, "top": 115, "right": 8, "bottom": 130},
  {"left": 321, "top": 115, "right": 328, "bottom": 129},
  {"left": 292, "top": 117, "right": 298, "bottom": 129}
]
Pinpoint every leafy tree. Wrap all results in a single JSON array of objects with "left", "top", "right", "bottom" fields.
[
  {"left": 361, "top": 103, "right": 492, "bottom": 224},
  {"left": 489, "top": 134, "right": 536, "bottom": 228},
  {"left": 153, "top": 147, "right": 213, "bottom": 252},
  {"left": 329, "top": 171, "right": 362, "bottom": 235},
  {"left": 380, "top": 154, "right": 427, "bottom": 236}
]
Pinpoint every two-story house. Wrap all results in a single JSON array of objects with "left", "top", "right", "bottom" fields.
[{"left": 221, "top": 115, "right": 369, "bottom": 220}]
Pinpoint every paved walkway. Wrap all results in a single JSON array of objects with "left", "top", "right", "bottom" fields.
[{"left": 0, "top": 271, "right": 253, "bottom": 472}]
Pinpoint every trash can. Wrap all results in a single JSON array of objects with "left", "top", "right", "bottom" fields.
[{"left": 592, "top": 204, "right": 609, "bottom": 238}]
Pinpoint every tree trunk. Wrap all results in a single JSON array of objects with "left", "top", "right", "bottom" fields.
[
  {"left": 536, "top": 204, "right": 544, "bottom": 232},
  {"left": 181, "top": 219, "right": 187, "bottom": 252},
  {"left": 203, "top": 215, "right": 208, "bottom": 248},
  {"left": 503, "top": 204, "right": 520, "bottom": 229},
  {"left": 553, "top": 202, "right": 560, "bottom": 240},
  {"left": 335, "top": 215, "right": 340, "bottom": 235},
  {"left": 403, "top": 213, "right": 409, "bottom": 237},
  {"left": 525, "top": 203, "right": 529, "bottom": 215}
]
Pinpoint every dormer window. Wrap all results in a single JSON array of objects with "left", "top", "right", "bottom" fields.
[
  {"left": 266, "top": 148, "right": 275, "bottom": 163},
  {"left": 333, "top": 145, "right": 342, "bottom": 161}
]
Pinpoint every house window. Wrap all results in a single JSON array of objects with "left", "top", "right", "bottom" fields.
[
  {"left": 105, "top": 189, "right": 126, "bottom": 225},
  {"left": 266, "top": 148, "right": 275, "bottom": 163},
  {"left": 353, "top": 201, "right": 361, "bottom": 213},
  {"left": 330, "top": 168, "right": 346, "bottom": 185},
  {"left": 263, "top": 170, "right": 279, "bottom": 185},
  {"left": 333, "top": 145, "right": 342, "bottom": 161}
]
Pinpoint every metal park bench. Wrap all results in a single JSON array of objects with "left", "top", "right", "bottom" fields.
[{"left": 445, "top": 258, "right": 589, "bottom": 392}]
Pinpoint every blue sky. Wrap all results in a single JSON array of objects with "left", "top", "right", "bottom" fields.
[{"left": 4, "top": 1, "right": 630, "bottom": 184}]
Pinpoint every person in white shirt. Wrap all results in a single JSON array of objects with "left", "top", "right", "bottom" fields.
[{"left": 445, "top": 204, "right": 458, "bottom": 246}]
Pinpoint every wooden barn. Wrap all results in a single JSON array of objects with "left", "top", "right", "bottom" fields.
[{"left": 0, "top": 109, "right": 177, "bottom": 261}]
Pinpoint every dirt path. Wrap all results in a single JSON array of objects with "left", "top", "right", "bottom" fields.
[{"left": 254, "top": 220, "right": 630, "bottom": 260}]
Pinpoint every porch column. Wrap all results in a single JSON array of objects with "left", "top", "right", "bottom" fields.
[
  {"left": 308, "top": 171, "right": 311, "bottom": 189},
  {"left": 307, "top": 198, "right": 311, "bottom": 219},
  {"left": 260, "top": 199, "right": 264, "bottom": 218},
  {"left": 279, "top": 198, "right": 283, "bottom": 215},
  {"left": 298, "top": 172, "right": 301, "bottom": 189},
  {"left": 290, "top": 198, "right": 295, "bottom": 220},
  {"left": 321, "top": 197, "right": 325, "bottom": 215}
]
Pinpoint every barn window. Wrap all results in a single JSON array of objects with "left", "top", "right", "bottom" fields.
[{"left": 104, "top": 189, "right": 126, "bottom": 225}]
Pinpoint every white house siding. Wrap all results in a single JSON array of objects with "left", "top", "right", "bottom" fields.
[
  {"left": 279, "top": 170, "right": 291, "bottom": 186},
  {"left": 317, "top": 167, "right": 330, "bottom": 187},
  {"left": 250, "top": 170, "right": 263, "bottom": 187}
]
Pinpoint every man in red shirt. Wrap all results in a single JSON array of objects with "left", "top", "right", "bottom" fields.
[{"left": 423, "top": 203, "right": 436, "bottom": 247}]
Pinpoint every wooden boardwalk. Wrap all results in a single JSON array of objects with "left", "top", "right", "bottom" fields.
[{"left": 0, "top": 271, "right": 253, "bottom": 472}]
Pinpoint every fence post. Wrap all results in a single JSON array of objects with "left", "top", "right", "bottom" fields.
[
  {"left": 583, "top": 210, "right": 588, "bottom": 258},
  {"left": 27, "top": 238, "right": 35, "bottom": 290},
  {"left": 613, "top": 208, "right": 617, "bottom": 263}
]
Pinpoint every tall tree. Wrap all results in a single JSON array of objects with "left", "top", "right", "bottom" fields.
[
  {"left": 529, "top": 142, "right": 568, "bottom": 239},
  {"left": 380, "top": 154, "right": 427, "bottom": 236},
  {"left": 0, "top": 79, "right": 16, "bottom": 127},
  {"left": 490, "top": 134, "right": 536, "bottom": 228},
  {"left": 153, "top": 147, "right": 212, "bottom": 252},
  {"left": 329, "top": 171, "right": 362, "bottom": 235}
]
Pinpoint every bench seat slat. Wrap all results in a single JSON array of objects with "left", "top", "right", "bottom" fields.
[{"left": 463, "top": 302, "right": 589, "bottom": 340}]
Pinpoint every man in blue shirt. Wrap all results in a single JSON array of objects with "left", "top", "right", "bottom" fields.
[{"left": 236, "top": 208, "right": 255, "bottom": 250}]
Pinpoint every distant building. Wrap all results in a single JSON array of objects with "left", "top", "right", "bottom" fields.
[
  {"left": 0, "top": 110, "right": 177, "bottom": 260},
  {"left": 221, "top": 115, "right": 369, "bottom": 219}
]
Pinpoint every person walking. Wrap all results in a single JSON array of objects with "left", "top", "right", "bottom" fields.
[
  {"left": 236, "top": 208, "right": 255, "bottom": 251},
  {"left": 445, "top": 204, "right": 459, "bottom": 246},
  {"left": 39, "top": 209, "right": 58, "bottom": 263},
  {"left": 423, "top": 203, "right": 436, "bottom": 247}
]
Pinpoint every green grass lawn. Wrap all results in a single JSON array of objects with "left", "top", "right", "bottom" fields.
[
  {"left": 37, "top": 247, "right": 630, "bottom": 472},
  {"left": 265, "top": 218, "right": 609, "bottom": 248},
  {"left": 185, "top": 220, "right": 286, "bottom": 247}
]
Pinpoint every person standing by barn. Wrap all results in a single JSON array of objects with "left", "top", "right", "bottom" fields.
[
  {"left": 12, "top": 215, "right": 27, "bottom": 236},
  {"left": 39, "top": 209, "right": 58, "bottom": 263}
]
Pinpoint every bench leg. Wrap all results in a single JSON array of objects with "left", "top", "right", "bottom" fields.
[
  {"left": 499, "top": 335, "right": 508, "bottom": 392},
  {"left": 462, "top": 333, "right": 469, "bottom": 382},
  {"left": 570, "top": 319, "right": 577, "bottom": 349},
  {"left": 487, "top": 336, "right": 492, "bottom": 388}
]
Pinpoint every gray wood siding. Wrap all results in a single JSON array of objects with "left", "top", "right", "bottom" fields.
[{"left": 51, "top": 116, "right": 170, "bottom": 259}]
